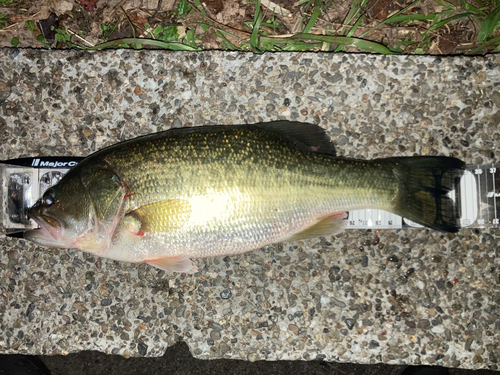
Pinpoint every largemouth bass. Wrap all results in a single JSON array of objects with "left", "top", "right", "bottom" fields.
[{"left": 25, "top": 122, "right": 465, "bottom": 274}]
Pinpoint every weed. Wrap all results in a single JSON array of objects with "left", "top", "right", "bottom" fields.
[
  {"left": 26, "top": 20, "right": 35, "bottom": 31},
  {"left": 101, "top": 23, "right": 117, "bottom": 41}
]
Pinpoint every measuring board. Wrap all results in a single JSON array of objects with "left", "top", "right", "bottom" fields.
[
  {"left": 1, "top": 159, "right": 499, "bottom": 235},
  {"left": 348, "top": 165, "right": 495, "bottom": 229}
]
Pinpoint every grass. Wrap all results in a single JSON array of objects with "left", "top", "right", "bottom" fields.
[
  {"left": 0, "top": 12, "right": 6, "bottom": 29},
  {"left": 182, "top": 0, "right": 500, "bottom": 54},
  {"left": 1, "top": 0, "right": 499, "bottom": 54},
  {"left": 89, "top": 37, "right": 201, "bottom": 51}
]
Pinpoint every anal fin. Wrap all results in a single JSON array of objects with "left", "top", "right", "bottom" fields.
[
  {"left": 287, "top": 212, "right": 348, "bottom": 242},
  {"left": 146, "top": 255, "right": 198, "bottom": 274}
]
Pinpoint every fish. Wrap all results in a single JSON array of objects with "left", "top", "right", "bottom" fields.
[{"left": 24, "top": 122, "right": 465, "bottom": 274}]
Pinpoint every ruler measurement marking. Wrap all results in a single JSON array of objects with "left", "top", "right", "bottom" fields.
[
  {"left": 486, "top": 165, "right": 491, "bottom": 224},
  {"left": 492, "top": 164, "right": 497, "bottom": 225}
]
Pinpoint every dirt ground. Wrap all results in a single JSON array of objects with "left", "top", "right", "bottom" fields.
[{"left": 0, "top": 0, "right": 499, "bottom": 54}]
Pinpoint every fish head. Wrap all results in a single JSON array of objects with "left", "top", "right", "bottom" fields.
[{"left": 25, "top": 174, "right": 97, "bottom": 249}]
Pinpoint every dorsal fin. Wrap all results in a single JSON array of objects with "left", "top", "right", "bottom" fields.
[
  {"left": 256, "top": 121, "right": 336, "bottom": 156},
  {"left": 89, "top": 121, "right": 336, "bottom": 158}
]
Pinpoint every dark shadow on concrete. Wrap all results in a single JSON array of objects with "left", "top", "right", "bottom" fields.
[{"left": 0, "top": 343, "right": 497, "bottom": 375}]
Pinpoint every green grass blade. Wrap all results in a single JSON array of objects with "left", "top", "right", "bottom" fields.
[
  {"left": 287, "top": 33, "right": 395, "bottom": 53},
  {"left": 282, "top": 41, "right": 322, "bottom": 50},
  {"left": 343, "top": 0, "right": 364, "bottom": 27},
  {"left": 434, "top": 0, "right": 456, "bottom": 10},
  {"left": 359, "top": 0, "right": 420, "bottom": 38},
  {"left": 199, "top": 22, "right": 210, "bottom": 32},
  {"left": 334, "top": 0, "right": 369, "bottom": 52},
  {"left": 461, "top": 0, "right": 488, "bottom": 14},
  {"left": 303, "top": 0, "right": 321, "bottom": 33},
  {"left": 302, "top": 0, "right": 313, "bottom": 15},
  {"left": 336, "top": 0, "right": 365, "bottom": 36},
  {"left": 212, "top": 28, "right": 242, "bottom": 49},
  {"left": 334, "top": 14, "right": 365, "bottom": 52},
  {"left": 468, "top": 34, "right": 500, "bottom": 53},
  {"left": 383, "top": 13, "right": 438, "bottom": 24},
  {"left": 255, "top": 21, "right": 280, "bottom": 28},
  {"left": 250, "top": 0, "right": 263, "bottom": 49},
  {"left": 428, "top": 12, "right": 472, "bottom": 31},
  {"left": 477, "top": 6, "right": 500, "bottom": 41},
  {"left": 191, "top": 0, "right": 207, "bottom": 15},
  {"left": 260, "top": 37, "right": 322, "bottom": 51},
  {"left": 219, "top": 37, "right": 239, "bottom": 50},
  {"left": 431, "top": 8, "right": 455, "bottom": 22},
  {"left": 89, "top": 38, "right": 201, "bottom": 50},
  {"left": 324, "top": 24, "right": 333, "bottom": 50},
  {"left": 345, "top": 11, "right": 366, "bottom": 37}
]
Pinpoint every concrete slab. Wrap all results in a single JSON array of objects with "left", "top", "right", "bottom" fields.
[{"left": 0, "top": 49, "right": 499, "bottom": 370}]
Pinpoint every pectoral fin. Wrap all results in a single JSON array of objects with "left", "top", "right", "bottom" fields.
[
  {"left": 146, "top": 255, "right": 198, "bottom": 274},
  {"left": 287, "top": 212, "right": 348, "bottom": 241},
  {"left": 125, "top": 199, "right": 192, "bottom": 234}
]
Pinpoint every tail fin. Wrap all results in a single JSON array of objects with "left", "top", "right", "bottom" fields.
[{"left": 389, "top": 157, "right": 465, "bottom": 233}]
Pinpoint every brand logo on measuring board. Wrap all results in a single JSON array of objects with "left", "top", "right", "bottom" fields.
[{"left": 31, "top": 159, "right": 79, "bottom": 168}]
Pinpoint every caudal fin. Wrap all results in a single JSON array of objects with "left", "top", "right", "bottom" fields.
[{"left": 389, "top": 156, "right": 465, "bottom": 233}]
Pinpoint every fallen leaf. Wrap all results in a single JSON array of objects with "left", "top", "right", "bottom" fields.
[
  {"left": 37, "top": 13, "right": 59, "bottom": 43},
  {"left": 204, "top": 0, "right": 223, "bottom": 14},
  {"left": 48, "top": 0, "right": 74, "bottom": 16},
  {"left": 76, "top": 0, "right": 100, "bottom": 12}
]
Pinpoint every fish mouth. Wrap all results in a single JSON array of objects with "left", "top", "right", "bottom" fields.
[{"left": 26, "top": 211, "right": 63, "bottom": 242}]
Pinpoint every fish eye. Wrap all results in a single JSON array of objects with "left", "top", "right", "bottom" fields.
[{"left": 43, "top": 189, "right": 55, "bottom": 206}]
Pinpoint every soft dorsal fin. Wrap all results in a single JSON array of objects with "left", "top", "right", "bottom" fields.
[{"left": 256, "top": 121, "right": 336, "bottom": 156}]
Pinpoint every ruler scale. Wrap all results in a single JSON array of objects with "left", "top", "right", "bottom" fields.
[
  {"left": 1, "top": 159, "right": 499, "bottom": 234},
  {"left": 492, "top": 165, "right": 496, "bottom": 222}
]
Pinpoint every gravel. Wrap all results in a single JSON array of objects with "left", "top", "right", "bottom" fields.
[{"left": 0, "top": 50, "right": 499, "bottom": 370}]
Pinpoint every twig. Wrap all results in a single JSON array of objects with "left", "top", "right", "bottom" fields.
[
  {"left": 0, "top": 8, "right": 49, "bottom": 32},
  {"left": 67, "top": 29, "right": 95, "bottom": 47},
  {"left": 104, "top": 0, "right": 131, "bottom": 23},
  {"left": 184, "top": 0, "right": 251, "bottom": 39},
  {"left": 260, "top": 0, "right": 291, "bottom": 18},
  {"left": 149, "top": 0, "right": 164, "bottom": 21},
  {"left": 120, "top": 6, "right": 137, "bottom": 38},
  {"left": 0, "top": 21, "right": 21, "bottom": 31}
]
